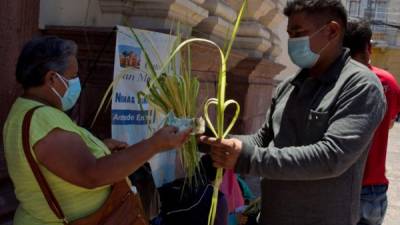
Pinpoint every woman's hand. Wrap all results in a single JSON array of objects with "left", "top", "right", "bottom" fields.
[
  {"left": 150, "top": 126, "right": 192, "bottom": 152},
  {"left": 103, "top": 139, "right": 128, "bottom": 152}
]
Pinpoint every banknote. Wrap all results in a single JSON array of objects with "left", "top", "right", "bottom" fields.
[{"left": 165, "top": 112, "right": 205, "bottom": 135}]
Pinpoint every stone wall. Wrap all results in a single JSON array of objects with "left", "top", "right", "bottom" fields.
[{"left": 0, "top": 1, "right": 40, "bottom": 223}]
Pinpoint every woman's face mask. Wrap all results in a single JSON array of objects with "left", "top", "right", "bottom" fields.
[
  {"left": 288, "top": 24, "right": 331, "bottom": 69},
  {"left": 50, "top": 73, "right": 81, "bottom": 111}
]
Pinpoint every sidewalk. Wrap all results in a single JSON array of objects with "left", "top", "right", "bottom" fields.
[{"left": 384, "top": 122, "right": 400, "bottom": 225}]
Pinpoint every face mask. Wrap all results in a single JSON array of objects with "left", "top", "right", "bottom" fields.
[
  {"left": 50, "top": 73, "right": 81, "bottom": 111},
  {"left": 288, "top": 25, "right": 330, "bottom": 69}
]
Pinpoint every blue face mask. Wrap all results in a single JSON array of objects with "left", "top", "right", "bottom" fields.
[
  {"left": 51, "top": 73, "right": 81, "bottom": 111},
  {"left": 288, "top": 25, "right": 330, "bottom": 69}
]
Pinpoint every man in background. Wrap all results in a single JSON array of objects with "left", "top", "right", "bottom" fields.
[{"left": 344, "top": 20, "right": 400, "bottom": 225}]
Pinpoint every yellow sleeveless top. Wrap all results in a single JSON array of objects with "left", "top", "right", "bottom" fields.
[{"left": 3, "top": 98, "right": 111, "bottom": 225}]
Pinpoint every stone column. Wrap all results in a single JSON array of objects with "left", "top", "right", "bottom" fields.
[
  {"left": 227, "top": 58, "right": 285, "bottom": 134},
  {"left": 221, "top": 0, "right": 286, "bottom": 133},
  {"left": 264, "top": 30, "right": 283, "bottom": 60},
  {"left": 193, "top": 0, "right": 237, "bottom": 45},
  {"left": 224, "top": 0, "right": 275, "bottom": 58},
  {"left": 259, "top": 1, "right": 286, "bottom": 30},
  {"left": 261, "top": 1, "right": 286, "bottom": 61},
  {"left": 99, "top": 0, "right": 209, "bottom": 35}
]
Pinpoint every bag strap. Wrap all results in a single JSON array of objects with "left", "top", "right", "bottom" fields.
[{"left": 22, "top": 106, "right": 69, "bottom": 225}]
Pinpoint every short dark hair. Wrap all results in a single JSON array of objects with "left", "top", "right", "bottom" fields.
[
  {"left": 343, "top": 20, "right": 372, "bottom": 55},
  {"left": 16, "top": 36, "right": 77, "bottom": 89},
  {"left": 284, "top": 0, "right": 348, "bottom": 29}
]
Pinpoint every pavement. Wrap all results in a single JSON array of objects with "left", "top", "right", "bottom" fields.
[{"left": 384, "top": 122, "right": 400, "bottom": 225}]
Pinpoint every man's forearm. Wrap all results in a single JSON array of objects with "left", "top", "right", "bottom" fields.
[{"left": 234, "top": 136, "right": 371, "bottom": 180}]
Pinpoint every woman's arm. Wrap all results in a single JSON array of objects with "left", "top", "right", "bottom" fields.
[
  {"left": 102, "top": 139, "right": 128, "bottom": 152},
  {"left": 34, "top": 126, "right": 191, "bottom": 189}
]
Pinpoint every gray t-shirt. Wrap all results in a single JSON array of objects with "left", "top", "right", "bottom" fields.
[{"left": 234, "top": 50, "right": 386, "bottom": 225}]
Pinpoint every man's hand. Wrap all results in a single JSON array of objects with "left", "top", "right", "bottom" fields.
[
  {"left": 199, "top": 136, "right": 243, "bottom": 169},
  {"left": 103, "top": 139, "right": 129, "bottom": 152}
]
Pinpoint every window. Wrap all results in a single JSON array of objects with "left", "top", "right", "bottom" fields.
[
  {"left": 348, "top": 0, "right": 362, "bottom": 17},
  {"left": 346, "top": 0, "right": 388, "bottom": 20},
  {"left": 386, "top": 28, "right": 398, "bottom": 46},
  {"left": 371, "top": 0, "right": 388, "bottom": 33},
  {"left": 373, "top": 0, "right": 388, "bottom": 21}
]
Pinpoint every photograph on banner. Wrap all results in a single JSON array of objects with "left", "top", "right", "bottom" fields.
[{"left": 111, "top": 25, "right": 183, "bottom": 187}]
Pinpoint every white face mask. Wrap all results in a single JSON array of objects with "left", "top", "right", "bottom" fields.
[
  {"left": 50, "top": 73, "right": 81, "bottom": 111},
  {"left": 288, "top": 25, "right": 331, "bottom": 68}
]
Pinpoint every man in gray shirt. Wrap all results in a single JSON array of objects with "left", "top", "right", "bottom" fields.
[{"left": 200, "top": 1, "right": 386, "bottom": 224}]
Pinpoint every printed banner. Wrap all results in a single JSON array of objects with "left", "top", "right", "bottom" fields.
[{"left": 112, "top": 25, "right": 181, "bottom": 187}]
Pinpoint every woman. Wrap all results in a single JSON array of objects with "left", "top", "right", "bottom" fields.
[{"left": 3, "top": 36, "right": 191, "bottom": 225}]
